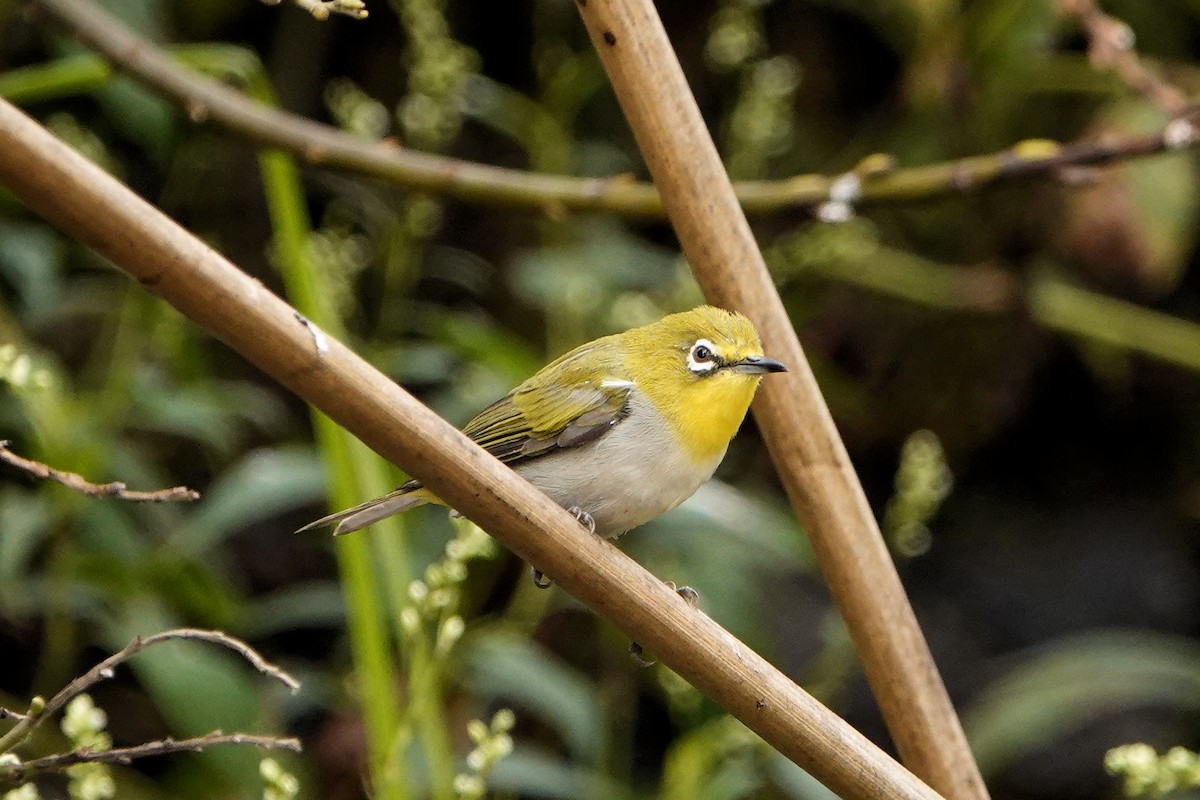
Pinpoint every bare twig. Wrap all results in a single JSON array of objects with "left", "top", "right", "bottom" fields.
[
  {"left": 0, "top": 441, "right": 200, "bottom": 503},
  {"left": 0, "top": 732, "right": 301, "bottom": 789},
  {"left": 1058, "top": 0, "right": 1190, "bottom": 115},
  {"left": 26, "top": 0, "right": 1200, "bottom": 218},
  {"left": 0, "top": 628, "right": 299, "bottom": 755}
]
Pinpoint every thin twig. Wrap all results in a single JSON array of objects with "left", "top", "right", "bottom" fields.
[
  {"left": 0, "top": 732, "right": 301, "bottom": 789},
  {"left": 1057, "top": 0, "right": 1189, "bottom": 116},
  {"left": 0, "top": 628, "right": 299, "bottom": 755},
  {"left": 26, "top": 0, "right": 1200, "bottom": 218},
  {"left": 0, "top": 441, "right": 200, "bottom": 503}
]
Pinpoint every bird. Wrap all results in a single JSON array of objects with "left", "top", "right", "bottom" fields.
[{"left": 299, "top": 306, "right": 786, "bottom": 561}]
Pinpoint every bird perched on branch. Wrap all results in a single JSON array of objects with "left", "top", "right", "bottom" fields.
[{"left": 300, "top": 305, "right": 786, "bottom": 578}]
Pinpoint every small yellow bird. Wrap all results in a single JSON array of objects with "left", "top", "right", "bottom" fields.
[{"left": 300, "top": 306, "right": 785, "bottom": 558}]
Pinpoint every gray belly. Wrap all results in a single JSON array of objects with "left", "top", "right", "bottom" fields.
[{"left": 513, "top": 393, "right": 722, "bottom": 537}]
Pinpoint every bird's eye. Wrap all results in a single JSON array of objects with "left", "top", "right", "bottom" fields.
[{"left": 687, "top": 340, "right": 719, "bottom": 373}]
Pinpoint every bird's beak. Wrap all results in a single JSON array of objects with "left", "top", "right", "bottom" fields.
[{"left": 727, "top": 355, "right": 788, "bottom": 375}]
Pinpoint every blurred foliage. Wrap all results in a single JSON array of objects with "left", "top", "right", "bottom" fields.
[
  {"left": 1106, "top": 742, "right": 1200, "bottom": 798},
  {"left": 0, "top": 0, "right": 1198, "bottom": 799}
]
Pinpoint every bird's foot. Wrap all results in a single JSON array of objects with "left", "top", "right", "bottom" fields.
[
  {"left": 629, "top": 640, "right": 654, "bottom": 667},
  {"left": 567, "top": 506, "right": 597, "bottom": 535},
  {"left": 629, "top": 582, "right": 701, "bottom": 667},
  {"left": 531, "top": 566, "right": 553, "bottom": 589},
  {"left": 531, "top": 508, "right": 596, "bottom": 589}
]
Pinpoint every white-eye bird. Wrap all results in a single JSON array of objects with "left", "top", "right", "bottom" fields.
[{"left": 299, "top": 305, "right": 786, "bottom": 550}]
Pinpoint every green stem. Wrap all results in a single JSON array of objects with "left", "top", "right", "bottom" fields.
[
  {"left": 1030, "top": 273, "right": 1200, "bottom": 372},
  {"left": 409, "top": 640, "right": 456, "bottom": 800},
  {"left": 257, "top": 137, "right": 409, "bottom": 798},
  {"left": 376, "top": 531, "right": 455, "bottom": 800}
]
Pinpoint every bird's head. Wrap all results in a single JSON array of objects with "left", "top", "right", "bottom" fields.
[{"left": 624, "top": 306, "right": 786, "bottom": 460}]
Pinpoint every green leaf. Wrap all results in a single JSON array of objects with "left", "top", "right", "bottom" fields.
[
  {"left": 508, "top": 219, "right": 676, "bottom": 319},
  {"left": 175, "top": 446, "right": 325, "bottom": 557},
  {"left": 241, "top": 582, "right": 346, "bottom": 638},
  {"left": 0, "top": 488, "right": 52, "bottom": 608},
  {"left": 129, "top": 367, "right": 290, "bottom": 453},
  {"left": 488, "top": 748, "right": 631, "bottom": 800},
  {"left": 458, "top": 629, "right": 603, "bottom": 763},
  {"left": 661, "top": 715, "right": 766, "bottom": 800},
  {"left": 768, "top": 753, "right": 842, "bottom": 800},
  {"left": 963, "top": 630, "right": 1200, "bottom": 777},
  {"left": 0, "top": 222, "right": 65, "bottom": 315}
]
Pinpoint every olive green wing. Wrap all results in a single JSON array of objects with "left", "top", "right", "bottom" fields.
[{"left": 461, "top": 344, "right": 632, "bottom": 465}]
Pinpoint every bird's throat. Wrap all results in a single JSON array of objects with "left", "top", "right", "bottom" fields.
[{"left": 652, "top": 377, "right": 761, "bottom": 464}]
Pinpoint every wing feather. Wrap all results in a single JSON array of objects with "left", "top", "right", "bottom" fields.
[{"left": 462, "top": 341, "right": 631, "bottom": 465}]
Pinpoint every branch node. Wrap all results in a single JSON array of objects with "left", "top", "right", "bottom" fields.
[
  {"left": 1164, "top": 118, "right": 1199, "bottom": 150},
  {"left": 0, "top": 441, "right": 201, "bottom": 503},
  {"left": 815, "top": 172, "right": 861, "bottom": 223}
]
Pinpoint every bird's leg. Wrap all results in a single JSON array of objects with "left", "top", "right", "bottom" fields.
[
  {"left": 629, "top": 582, "right": 701, "bottom": 666},
  {"left": 530, "top": 566, "right": 552, "bottom": 589},
  {"left": 567, "top": 506, "right": 596, "bottom": 534},
  {"left": 530, "top": 506, "right": 598, "bottom": 589},
  {"left": 672, "top": 583, "right": 699, "bottom": 607}
]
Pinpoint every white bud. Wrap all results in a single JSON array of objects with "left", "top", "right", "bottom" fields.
[
  {"left": 400, "top": 607, "right": 422, "bottom": 635},
  {"left": 1164, "top": 118, "right": 1198, "bottom": 150},
  {"left": 436, "top": 616, "right": 465, "bottom": 655},
  {"left": 466, "top": 719, "right": 489, "bottom": 745}
]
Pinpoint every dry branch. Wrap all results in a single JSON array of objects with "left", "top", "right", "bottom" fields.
[
  {"left": 0, "top": 732, "right": 301, "bottom": 788},
  {"left": 0, "top": 441, "right": 200, "bottom": 502},
  {"left": 28, "top": 0, "right": 1200, "bottom": 219},
  {"left": 571, "top": 1, "right": 988, "bottom": 799},
  {"left": 1058, "top": 0, "right": 1189, "bottom": 115},
  {"left": 0, "top": 96, "right": 942, "bottom": 800},
  {"left": 0, "top": 628, "right": 299, "bottom": 755}
]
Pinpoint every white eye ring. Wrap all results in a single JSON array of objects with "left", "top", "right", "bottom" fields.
[{"left": 687, "top": 339, "right": 718, "bottom": 373}]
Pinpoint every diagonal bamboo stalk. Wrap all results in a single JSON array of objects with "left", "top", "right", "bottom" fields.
[
  {"left": 572, "top": 1, "right": 989, "bottom": 798},
  {"left": 0, "top": 97, "right": 944, "bottom": 800}
]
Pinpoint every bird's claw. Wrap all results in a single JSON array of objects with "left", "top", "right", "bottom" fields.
[
  {"left": 629, "top": 582, "right": 701, "bottom": 667},
  {"left": 670, "top": 582, "right": 699, "bottom": 607},
  {"left": 531, "top": 566, "right": 553, "bottom": 589},
  {"left": 568, "top": 506, "right": 597, "bottom": 535},
  {"left": 529, "top": 508, "right": 595, "bottom": 589}
]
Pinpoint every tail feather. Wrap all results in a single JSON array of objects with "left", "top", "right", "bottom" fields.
[{"left": 296, "top": 482, "right": 433, "bottom": 536}]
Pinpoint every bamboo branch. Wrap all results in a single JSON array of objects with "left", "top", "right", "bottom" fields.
[
  {"left": 572, "top": 2, "right": 987, "bottom": 799},
  {"left": 0, "top": 441, "right": 200, "bottom": 502},
  {"left": 27, "top": 0, "right": 1200, "bottom": 219},
  {"left": 0, "top": 96, "right": 943, "bottom": 800}
]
